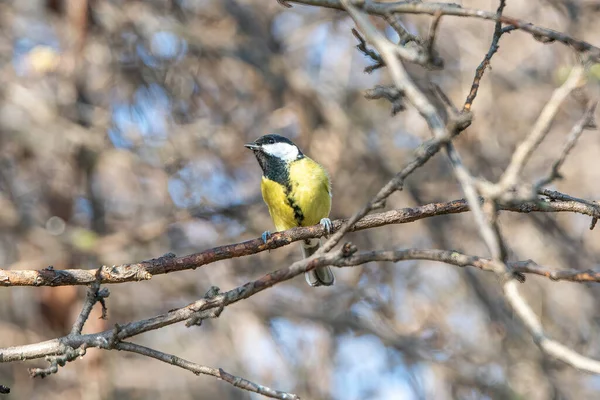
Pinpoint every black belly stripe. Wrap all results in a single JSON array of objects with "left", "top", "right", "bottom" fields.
[
  {"left": 254, "top": 150, "right": 306, "bottom": 226},
  {"left": 285, "top": 182, "right": 304, "bottom": 225}
]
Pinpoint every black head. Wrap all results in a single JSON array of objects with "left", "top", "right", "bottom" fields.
[
  {"left": 255, "top": 134, "right": 295, "bottom": 147},
  {"left": 245, "top": 134, "right": 300, "bottom": 151}
]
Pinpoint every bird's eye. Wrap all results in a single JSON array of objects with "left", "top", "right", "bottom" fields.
[{"left": 268, "top": 138, "right": 275, "bottom": 144}]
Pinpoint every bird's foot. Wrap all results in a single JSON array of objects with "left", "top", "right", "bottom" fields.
[
  {"left": 261, "top": 231, "right": 271, "bottom": 244},
  {"left": 320, "top": 218, "right": 332, "bottom": 237}
]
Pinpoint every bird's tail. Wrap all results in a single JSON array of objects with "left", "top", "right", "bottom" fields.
[{"left": 302, "top": 238, "right": 335, "bottom": 287}]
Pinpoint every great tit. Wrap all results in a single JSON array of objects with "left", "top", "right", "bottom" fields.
[{"left": 245, "top": 134, "right": 335, "bottom": 287}]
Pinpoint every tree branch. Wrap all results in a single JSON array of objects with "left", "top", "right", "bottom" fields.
[
  {"left": 4, "top": 246, "right": 600, "bottom": 364},
  {"left": 1, "top": 196, "right": 598, "bottom": 287}
]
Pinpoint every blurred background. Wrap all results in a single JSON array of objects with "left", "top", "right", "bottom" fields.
[{"left": 1, "top": 0, "right": 600, "bottom": 399}]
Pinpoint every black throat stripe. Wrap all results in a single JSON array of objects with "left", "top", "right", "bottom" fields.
[{"left": 255, "top": 151, "right": 288, "bottom": 185}]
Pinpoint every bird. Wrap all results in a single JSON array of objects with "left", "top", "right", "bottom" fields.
[{"left": 245, "top": 134, "right": 335, "bottom": 287}]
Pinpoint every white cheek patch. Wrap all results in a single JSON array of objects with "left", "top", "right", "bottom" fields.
[{"left": 262, "top": 142, "right": 299, "bottom": 161}]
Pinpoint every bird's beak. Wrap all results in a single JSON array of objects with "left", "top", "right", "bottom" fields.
[{"left": 244, "top": 143, "right": 260, "bottom": 150}]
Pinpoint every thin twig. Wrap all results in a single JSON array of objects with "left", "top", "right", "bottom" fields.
[
  {"left": 364, "top": 85, "right": 406, "bottom": 115},
  {"left": 535, "top": 101, "right": 598, "bottom": 188},
  {"left": 445, "top": 144, "right": 505, "bottom": 267},
  {"left": 425, "top": 10, "right": 443, "bottom": 61},
  {"left": 494, "top": 64, "right": 586, "bottom": 196},
  {"left": 513, "top": 259, "right": 600, "bottom": 282},
  {"left": 28, "top": 345, "right": 87, "bottom": 378},
  {"left": 115, "top": 342, "right": 300, "bottom": 400},
  {"left": 384, "top": 14, "right": 419, "bottom": 45},
  {"left": 290, "top": 0, "right": 600, "bottom": 62},
  {"left": 504, "top": 280, "right": 600, "bottom": 373},
  {"left": 352, "top": 21, "right": 440, "bottom": 72},
  {"left": 70, "top": 282, "right": 109, "bottom": 335},
  {"left": 539, "top": 188, "right": 600, "bottom": 230},
  {"left": 463, "top": 0, "right": 507, "bottom": 111},
  {"left": 352, "top": 28, "right": 385, "bottom": 73},
  {"left": 538, "top": 189, "right": 599, "bottom": 208}
]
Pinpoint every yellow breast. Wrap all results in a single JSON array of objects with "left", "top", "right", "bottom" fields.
[{"left": 261, "top": 157, "right": 331, "bottom": 232}]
